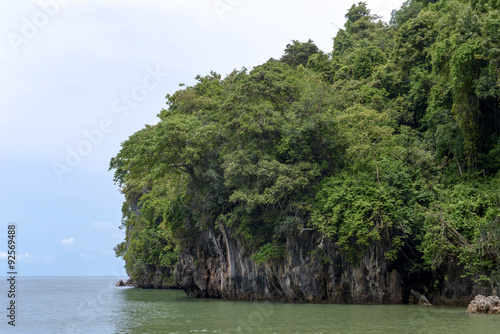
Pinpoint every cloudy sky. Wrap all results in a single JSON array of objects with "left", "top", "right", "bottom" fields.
[{"left": 0, "top": 0, "right": 405, "bottom": 276}]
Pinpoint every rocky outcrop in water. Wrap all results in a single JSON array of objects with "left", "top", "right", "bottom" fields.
[
  {"left": 175, "top": 225, "right": 499, "bottom": 305},
  {"left": 410, "top": 289, "right": 431, "bottom": 305},
  {"left": 176, "top": 225, "right": 403, "bottom": 303},
  {"left": 116, "top": 278, "right": 135, "bottom": 287},
  {"left": 466, "top": 295, "right": 500, "bottom": 314}
]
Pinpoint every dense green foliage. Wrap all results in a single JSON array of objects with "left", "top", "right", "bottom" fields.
[{"left": 111, "top": 0, "right": 500, "bottom": 285}]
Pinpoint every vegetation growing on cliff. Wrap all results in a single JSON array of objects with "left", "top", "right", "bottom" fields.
[{"left": 111, "top": 0, "right": 500, "bottom": 285}]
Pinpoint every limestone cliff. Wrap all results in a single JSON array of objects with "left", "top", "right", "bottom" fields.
[
  {"left": 174, "top": 225, "right": 498, "bottom": 305},
  {"left": 175, "top": 225, "right": 403, "bottom": 303}
]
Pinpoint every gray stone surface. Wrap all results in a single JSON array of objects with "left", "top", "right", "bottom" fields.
[
  {"left": 176, "top": 225, "right": 403, "bottom": 303},
  {"left": 175, "top": 225, "right": 499, "bottom": 305},
  {"left": 467, "top": 295, "right": 500, "bottom": 314}
]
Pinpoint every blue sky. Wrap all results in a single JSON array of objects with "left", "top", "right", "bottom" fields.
[{"left": 0, "top": 0, "right": 404, "bottom": 276}]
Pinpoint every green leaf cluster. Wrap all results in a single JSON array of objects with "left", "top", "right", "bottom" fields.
[{"left": 110, "top": 0, "right": 500, "bottom": 285}]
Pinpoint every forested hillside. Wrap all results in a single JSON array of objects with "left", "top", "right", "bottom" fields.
[{"left": 110, "top": 0, "right": 500, "bottom": 294}]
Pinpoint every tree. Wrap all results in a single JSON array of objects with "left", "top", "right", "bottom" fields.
[
  {"left": 110, "top": 0, "right": 500, "bottom": 289},
  {"left": 280, "top": 39, "right": 319, "bottom": 68}
]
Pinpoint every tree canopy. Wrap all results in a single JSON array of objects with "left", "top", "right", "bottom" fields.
[{"left": 111, "top": 0, "right": 500, "bottom": 286}]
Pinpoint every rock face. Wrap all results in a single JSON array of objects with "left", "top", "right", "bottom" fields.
[
  {"left": 176, "top": 225, "right": 403, "bottom": 303},
  {"left": 429, "top": 264, "right": 499, "bottom": 306},
  {"left": 467, "top": 295, "right": 500, "bottom": 314},
  {"left": 175, "top": 225, "right": 500, "bottom": 305},
  {"left": 115, "top": 279, "right": 125, "bottom": 287}
]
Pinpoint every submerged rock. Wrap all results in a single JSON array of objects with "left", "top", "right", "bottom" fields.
[
  {"left": 418, "top": 295, "right": 432, "bottom": 305},
  {"left": 410, "top": 289, "right": 432, "bottom": 306},
  {"left": 466, "top": 295, "right": 500, "bottom": 314}
]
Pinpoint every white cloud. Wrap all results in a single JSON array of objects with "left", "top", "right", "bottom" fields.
[
  {"left": 0, "top": 251, "right": 52, "bottom": 263},
  {"left": 61, "top": 237, "right": 75, "bottom": 246},
  {"left": 17, "top": 252, "right": 29, "bottom": 260},
  {"left": 0, "top": 251, "right": 26, "bottom": 260}
]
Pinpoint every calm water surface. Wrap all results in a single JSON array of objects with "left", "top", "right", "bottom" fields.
[{"left": 1, "top": 277, "right": 499, "bottom": 333}]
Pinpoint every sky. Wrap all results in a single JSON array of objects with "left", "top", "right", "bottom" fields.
[{"left": 0, "top": 0, "right": 405, "bottom": 276}]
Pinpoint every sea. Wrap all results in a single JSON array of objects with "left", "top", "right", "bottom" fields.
[{"left": 0, "top": 276, "right": 499, "bottom": 333}]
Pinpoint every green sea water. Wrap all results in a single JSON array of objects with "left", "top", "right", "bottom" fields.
[{"left": 1, "top": 277, "right": 499, "bottom": 333}]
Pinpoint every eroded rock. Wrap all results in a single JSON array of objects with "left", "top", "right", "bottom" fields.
[
  {"left": 466, "top": 295, "right": 500, "bottom": 314},
  {"left": 175, "top": 226, "right": 499, "bottom": 305},
  {"left": 124, "top": 278, "right": 135, "bottom": 286},
  {"left": 176, "top": 225, "right": 403, "bottom": 304},
  {"left": 410, "top": 289, "right": 432, "bottom": 305}
]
